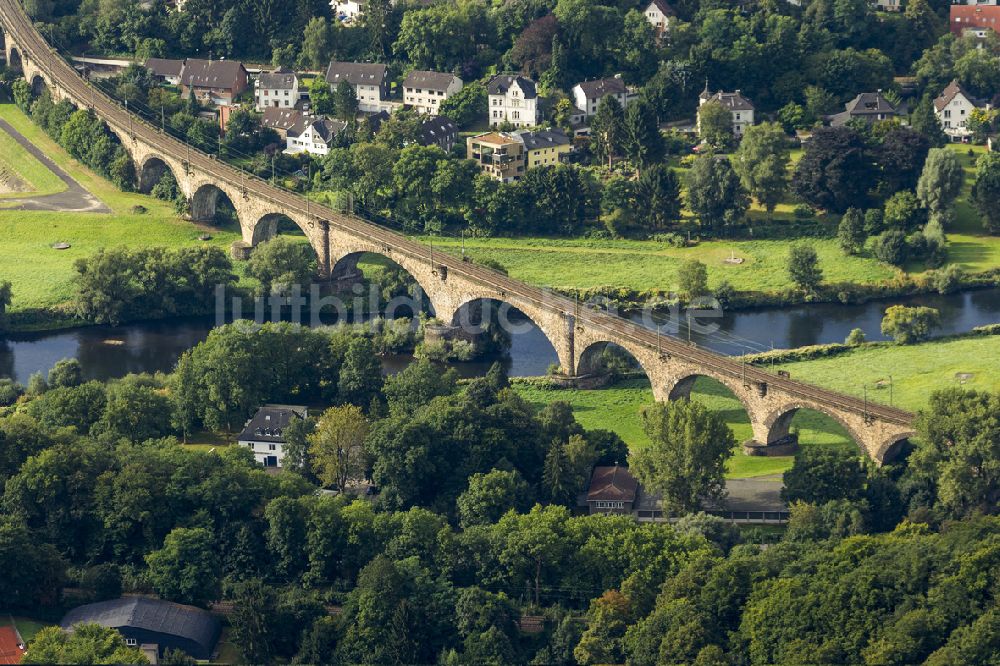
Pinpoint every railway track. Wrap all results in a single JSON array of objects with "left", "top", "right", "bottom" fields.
[{"left": 0, "top": 0, "right": 913, "bottom": 426}]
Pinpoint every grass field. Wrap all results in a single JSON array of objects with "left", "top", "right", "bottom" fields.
[
  {"left": 425, "top": 235, "right": 900, "bottom": 293},
  {"left": 0, "top": 104, "right": 243, "bottom": 315},
  {"left": 773, "top": 334, "right": 1000, "bottom": 412},
  {"left": 0, "top": 124, "right": 66, "bottom": 198},
  {"left": 10, "top": 616, "right": 49, "bottom": 643},
  {"left": 513, "top": 376, "right": 855, "bottom": 479}
]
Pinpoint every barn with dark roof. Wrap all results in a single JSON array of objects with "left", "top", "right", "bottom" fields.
[{"left": 60, "top": 597, "right": 221, "bottom": 661}]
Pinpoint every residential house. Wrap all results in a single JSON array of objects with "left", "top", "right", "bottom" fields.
[
  {"left": 286, "top": 116, "right": 346, "bottom": 156},
  {"left": 512, "top": 128, "right": 573, "bottom": 169},
  {"left": 325, "top": 61, "right": 389, "bottom": 114},
  {"left": 144, "top": 57, "right": 183, "bottom": 85},
  {"left": 487, "top": 74, "right": 539, "bottom": 128},
  {"left": 403, "top": 70, "right": 463, "bottom": 115},
  {"left": 950, "top": 5, "right": 1000, "bottom": 36},
  {"left": 935, "top": 79, "right": 986, "bottom": 140},
  {"left": 179, "top": 58, "right": 249, "bottom": 107},
  {"left": 255, "top": 67, "right": 298, "bottom": 112},
  {"left": 698, "top": 85, "right": 756, "bottom": 137},
  {"left": 261, "top": 107, "right": 304, "bottom": 138},
  {"left": 572, "top": 75, "right": 634, "bottom": 117},
  {"left": 872, "top": 0, "right": 902, "bottom": 11},
  {"left": 61, "top": 597, "right": 221, "bottom": 661},
  {"left": 418, "top": 115, "right": 459, "bottom": 153},
  {"left": 586, "top": 465, "right": 638, "bottom": 515},
  {"left": 332, "top": 0, "right": 365, "bottom": 22},
  {"left": 643, "top": 0, "right": 676, "bottom": 37},
  {"left": 237, "top": 405, "right": 308, "bottom": 467},
  {"left": 829, "top": 90, "right": 902, "bottom": 126},
  {"left": 467, "top": 132, "right": 525, "bottom": 182}
]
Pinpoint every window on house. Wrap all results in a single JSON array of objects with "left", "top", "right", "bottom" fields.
[{"left": 125, "top": 639, "right": 137, "bottom": 647}]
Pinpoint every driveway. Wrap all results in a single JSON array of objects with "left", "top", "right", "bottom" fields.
[{"left": 0, "top": 117, "right": 110, "bottom": 213}]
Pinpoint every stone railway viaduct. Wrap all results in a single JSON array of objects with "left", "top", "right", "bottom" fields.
[{"left": 0, "top": 0, "right": 916, "bottom": 462}]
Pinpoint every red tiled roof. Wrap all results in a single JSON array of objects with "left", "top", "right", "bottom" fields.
[
  {"left": 950, "top": 6, "right": 1000, "bottom": 36},
  {"left": 0, "top": 626, "right": 25, "bottom": 665}
]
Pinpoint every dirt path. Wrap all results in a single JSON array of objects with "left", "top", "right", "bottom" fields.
[{"left": 0, "top": 117, "right": 110, "bottom": 213}]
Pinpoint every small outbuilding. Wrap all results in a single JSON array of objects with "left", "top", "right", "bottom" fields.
[
  {"left": 60, "top": 597, "right": 221, "bottom": 661},
  {"left": 586, "top": 465, "right": 638, "bottom": 514}
]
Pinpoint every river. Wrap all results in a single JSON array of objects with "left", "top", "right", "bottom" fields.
[{"left": 2, "top": 288, "right": 999, "bottom": 383}]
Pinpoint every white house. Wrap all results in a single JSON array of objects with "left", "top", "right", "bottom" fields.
[
  {"left": 643, "top": 0, "right": 676, "bottom": 37},
  {"left": 402, "top": 70, "right": 463, "bottom": 115},
  {"left": 487, "top": 74, "right": 539, "bottom": 128},
  {"left": 286, "top": 116, "right": 346, "bottom": 156},
  {"left": 237, "top": 405, "right": 308, "bottom": 468},
  {"left": 255, "top": 67, "right": 299, "bottom": 112},
  {"left": 935, "top": 79, "right": 985, "bottom": 140},
  {"left": 698, "top": 85, "right": 755, "bottom": 137},
  {"left": 326, "top": 61, "right": 389, "bottom": 114},
  {"left": 572, "top": 76, "right": 634, "bottom": 117},
  {"left": 331, "top": 0, "right": 365, "bottom": 22}
]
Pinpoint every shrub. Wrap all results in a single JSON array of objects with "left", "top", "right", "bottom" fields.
[
  {"left": 881, "top": 305, "right": 941, "bottom": 344},
  {"left": 845, "top": 328, "right": 866, "bottom": 345},
  {"left": 0, "top": 378, "right": 24, "bottom": 406},
  {"left": 871, "top": 230, "right": 909, "bottom": 266},
  {"left": 793, "top": 204, "right": 814, "bottom": 219},
  {"left": 931, "top": 265, "right": 965, "bottom": 295}
]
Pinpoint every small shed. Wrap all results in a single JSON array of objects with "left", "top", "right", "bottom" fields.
[{"left": 60, "top": 597, "right": 221, "bottom": 661}]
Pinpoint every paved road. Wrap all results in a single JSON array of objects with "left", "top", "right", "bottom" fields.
[{"left": 0, "top": 117, "right": 109, "bottom": 213}]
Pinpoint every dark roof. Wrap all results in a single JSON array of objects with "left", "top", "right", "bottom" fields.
[
  {"left": 261, "top": 107, "right": 303, "bottom": 132},
  {"left": 291, "top": 117, "right": 346, "bottom": 142},
  {"left": 587, "top": 465, "right": 638, "bottom": 502},
  {"left": 418, "top": 116, "right": 458, "bottom": 145},
  {"left": 325, "top": 61, "right": 387, "bottom": 87},
  {"left": 403, "top": 70, "right": 460, "bottom": 91},
  {"left": 487, "top": 74, "right": 537, "bottom": 99},
  {"left": 704, "top": 90, "right": 755, "bottom": 111},
  {"left": 258, "top": 68, "right": 297, "bottom": 90},
  {"left": 237, "top": 405, "right": 307, "bottom": 443},
  {"left": 647, "top": 0, "right": 677, "bottom": 16},
  {"left": 145, "top": 58, "right": 183, "bottom": 78},
  {"left": 844, "top": 91, "right": 898, "bottom": 116},
  {"left": 61, "top": 597, "right": 220, "bottom": 658},
  {"left": 512, "top": 128, "right": 571, "bottom": 150},
  {"left": 935, "top": 79, "right": 981, "bottom": 112},
  {"left": 180, "top": 59, "right": 247, "bottom": 90},
  {"left": 575, "top": 77, "right": 627, "bottom": 99}
]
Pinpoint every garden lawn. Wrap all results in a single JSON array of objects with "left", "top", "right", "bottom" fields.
[
  {"left": 0, "top": 124, "right": 66, "bottom": 198},
  {"left": 0, "top": 103, "right": 243, "bottom": 315},
  {"left": 513, "top": 376, "right": 855, "bottom": 479},
  {"left": 11, "top": 616, "right": 49, "bottom": 643},
  {"left": 774, "top": 335, "right": 1000, "bottom": 413},
  {"left": 425, "top": 235, "right": 899, "bottom": 293}
]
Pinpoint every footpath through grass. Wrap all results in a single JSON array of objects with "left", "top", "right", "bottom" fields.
[
  {"left": 0, "top": 103, "right": 242, "bottom": 316},
  {"left": 0, "top": 123, "right": 66, "bottom": 198},
  {"left": 513, "top": 376, "right": 855, "bottom": 479}
]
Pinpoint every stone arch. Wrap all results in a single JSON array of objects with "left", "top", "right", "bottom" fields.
[
  {"left": 874, "top": 432, "right": 917, "bottom": 464},
  {"left": 330, "top": 251, "right": 438, "bottom": 318},
  {"left": 189, "top": 182, "right": 240, "bottom": 225},
  {"left": 666, "top": 372, "right": 756, "bottom": 428},
  {"left": 449, "top": 296, "right": 561, "bottom": 368},
  {"left": 137, "top": 155, "right": 178, "bottom": 195},
  {"left": 761, "top": 403, "right": 866, "bottom": 451},
  {"left": 251, "top": 212, "right": 309, "bottom": 246},
  {"left": 7, "top": 46, "right": 21, "bottom": 74},
  {"left": 29, "top": 73, "right": 45, "bottom": 97},
  {"left": 576, "top": 339, "right": 653, "bottom": 381}
]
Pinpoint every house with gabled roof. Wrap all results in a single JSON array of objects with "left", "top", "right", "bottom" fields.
[
  {"left": 828, "top": 90, "right": 902, "bottom": 127},
  {"left": 325, "top": 61, "right": 389, "bottom": 113},
  {"left": 934, "top": 79, "right": 987, "bottom": 140},
  {"left": 643, "top": 0, "right": 677, "bottom": 37},
  {"left": 698, "top": 84, "right": 756, "bottom": 137},
  {"left": 418, "top": 115, "right": 459, "bottom": 153},
  {"left": 403, "top": 70, "right": 463, "bottom": 115},
  {"left": 145, "top": 57, "right": 183, "bottom": 85},
  {"left": 178, "top": 59, "right": 248, "bottom": 107},
  {"left": 487, "top": 74, "right": 539, "bottom": 128},
  {"left": 255, "top": 67, "right": 299, "bottom": 112},
  {"left": 572, "top": 75, "right": 635, "bottom": 117},
  {"left": 237, "top": 405, "right": 308, "bottom": 467},
  {"left": 586, "top": 465, "right": 638, "bottom": 514}
]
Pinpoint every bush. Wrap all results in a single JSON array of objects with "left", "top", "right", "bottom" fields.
[
  {"left": 0, "top": 378, "right": 24, "bottom": 406},
  {"left": 793, "top": 204, "right": 814, "bottom": 219},
  {"left": 871, "top": 230, "right": 908, "bottom": 266},
  {"left": 931, "top": 265, "right": 965, "bottom": 295},
  {"left": 845, "top": 328, "right": 866, "bottom": 345},
  {"left": 881, "top": 305, "right": 941, "bottom": 344}
]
